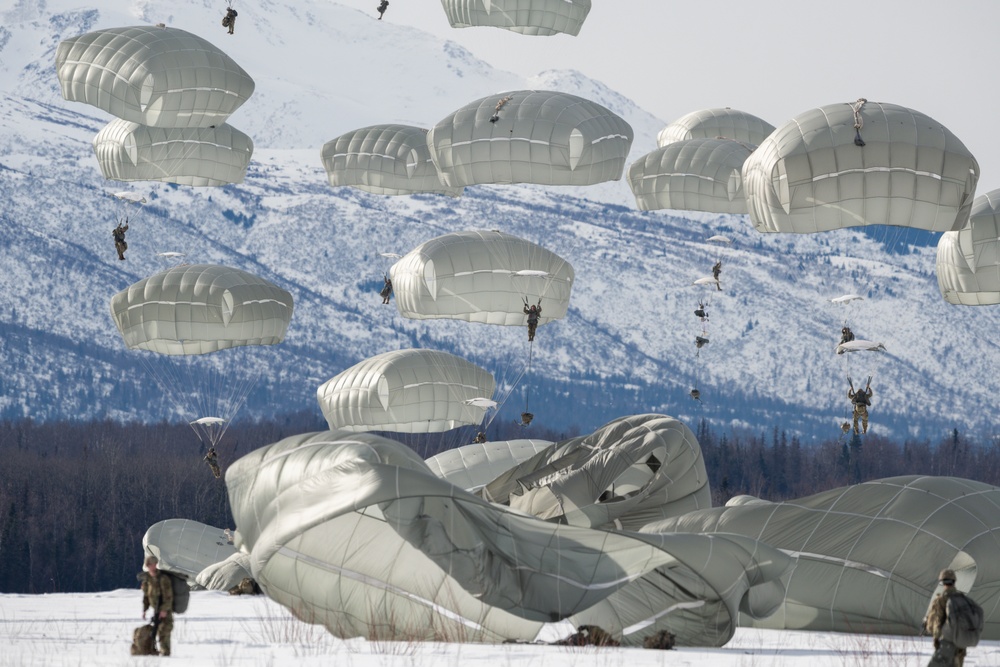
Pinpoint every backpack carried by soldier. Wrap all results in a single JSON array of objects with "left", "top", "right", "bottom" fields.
[
  {"left": 140, "top": 570, "right": 191, "bottom": 613},
  {"left": 943, "top": 591, "right": 985, "bottom": 649},
  {"left": 129, "top": 622, "right": 158, "bottom": 655}
]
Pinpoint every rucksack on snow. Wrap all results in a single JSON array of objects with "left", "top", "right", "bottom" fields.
[{"left": 944, "top": 592, "right": 985, "bottom": 649}]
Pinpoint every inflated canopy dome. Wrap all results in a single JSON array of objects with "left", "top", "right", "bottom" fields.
[
  {"left": 226, "top": 427, "right": 791, "bottom": 646},
  {"left": 440, "top": 0, "right": 592, "bottom": 36},
  {"left": 55, "top": 25, "right": 255, "bottom": 128},
  {"left": 93, "top": 119, "right": 254, "bottom": 187},
  {"left": 936, "top": 188, "right": 1000, "bottom": 306},
  {"left": 390, "top": 229, "right": 574, "bottom": 325},
  {"left": 648, "top": 475, "right": 1000, "bottom": 639},
  {"left": 657, "top": 108, "right": 775, "bottom": 148},
  {"left": 628, "top": 138, "right": 753, "bottom": 214},
  {"left": 321, "top": 124, "right": 462, "bottom": 197},
  {"left": 142, "top": 519, "right": 237, "bottom": 582},
  {"left": 743, "top": 100, "right": 980, "bottom": 234},
  {"left": 317, "top": 349, "right": 497, "bottom": 433},
  {"left": 110, "top": 264, "right": 294, "bottom": 355},
  {"left": 427, "top": 90, "right": 633, "bottom": 187}
]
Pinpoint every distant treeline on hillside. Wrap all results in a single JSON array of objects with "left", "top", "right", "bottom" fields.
[{"left": 0, "top": 416, "right": 996, "bottom": 594}]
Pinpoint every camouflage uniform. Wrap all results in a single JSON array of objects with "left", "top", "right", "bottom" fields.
[
  {"left": 204, "top": 448, "right": 221, "bottom": 478},
  {"left": 141, "top": 569, "right": 174, "bottom": 656},
  {"left": 712, "top": 261, "right": 722, "bottom": 289},
  {"left": 848, "top": 385, "right": 872, "bottom": 435},
  {"left": 925, "top": 570, "right": 967, "bottom": 667},
  {"left": 223, "top": 8, "right": 238, "bottom": 34},
  {"left": 377, "top": 0, "right": 388, "bottom": 19},
  {"left": 113, "top": 223, "right": 129, "bottom": 260},
  {"left": 523, "top": 304, "right": 541, "bottom": 342}
]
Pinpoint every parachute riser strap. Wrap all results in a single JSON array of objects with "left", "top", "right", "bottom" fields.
[{"left": 852, "top": 98, "right": 867, "bottom": 147}]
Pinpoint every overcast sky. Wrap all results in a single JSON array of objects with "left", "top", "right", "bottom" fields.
[{"left": 334, "top": 0, "right": 1000, "bottom": 184}]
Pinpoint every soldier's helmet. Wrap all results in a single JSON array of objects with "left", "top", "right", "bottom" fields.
[{"left": 939, "top": 569, "right": 957, "bottom": 584}]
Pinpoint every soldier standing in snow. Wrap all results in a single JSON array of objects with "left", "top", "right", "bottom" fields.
[{"left": 140, "top": 555, "right": 174, "bottom": 657}]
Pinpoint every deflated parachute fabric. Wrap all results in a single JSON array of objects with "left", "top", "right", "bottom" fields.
[
  {"left": 646, "top": 475, "right": 1000, "bottom": 639},
  {"left": 142, "top": 519, "right": 237, "bottom": 583},
  {"left": 936, "top": 188, "right": 1000, "bottom": 305},
  {"left": 195, "top": 551, "right": 253, "bottom": 591},
  {"left": 440, "top": 0, "right": 592, "bottom": 36},
  {"left": 835, "top": 339, "right": 887, "bottom": 355},
  {"left": 478, "top": 414, "right": 711, "bottom": 531},
  {"left": 390, "top": 230, "right": 574, "bottom": 325},
  {"left": 55, "top": 25, "right": 255, "bottom": 128},
  {"left": 93, "top": 119, "right": 254, "bottom": 186},
  {"left": 427, "top": 90, "right": 633, "bottom": 187},
  {"left": 110, "top": 264, "right": 294, "bottom": 355},
  {"left": 316, "top": 349, "right": 497, "bottom": 433},
  {"left": 628, "top": 138, "right": 753, "bottom": 214},
  {"left": 321, "top": 124, "right": 463, "bottom": 197},
  {"left": 656, "top": 108, "right": 775, "bottom": 148},
  {"left": 424, "top": 438, "right": 554, "bottom": 491},
  {"left": 742, "top": 100, "right": 979, "bottom": 234},
  {"left": 225, "top": 428, "right": 791, "bottom": 645}
]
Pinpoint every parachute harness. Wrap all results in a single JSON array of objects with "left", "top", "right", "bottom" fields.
[{"left": 852, "top": 98, "right": 867, "bottom": 147}]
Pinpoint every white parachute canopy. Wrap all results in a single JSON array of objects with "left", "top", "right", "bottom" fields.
[
  {"left": 55, "top": 26, "right": 255, "bottom": 128},
  {"left": 141, "top": 519, "right": 237, "bottom": 582},
  {"left": 390, "top": 229, "right": 574, "bottom": 326},
  {"left": 649, "top": 475, "right": 1000, "bottom": 639},
  {"left": 627, "top": 138, "right": 753, "bottom": 214},
  {"left": 657, "top": 108, "right": 775, "bottom": 148},
  {"left": 424, "top": 438, "right": 553, "bottom": 491},
  {"left": 936, "top": 188, "right": 1000, "bottom": 306},
  {"left": 743, "top": 100, "right": 979, "bottom": 234},
  {"left": 225, "top": 424, "right": 791, "bottom": 646},
  {"left": 427, "top": 90, "right": 634, "bottom": 188},
  {"left": 830, "top": 294, "right": 864, "bottom": 305},
  {"left": 110, "top": 264, "right": 294, "bottom": 355},
  {"left": 835, "top": 340, "right": 887, "bottom": 355},
  {"left": 316, "top": 349, "right": 497, "bottom": 434},
  {"left": 440, "top": 0, "right": 592, "bottom": 36},
  {"left": 706, "top": 235, "right": 732, "bottom": 245},
  {"left": 320, "top": 124, "right": 462, "bottom": 197},
  {"left": 94, "top": 120, "right": 254, "bottom": 187}
]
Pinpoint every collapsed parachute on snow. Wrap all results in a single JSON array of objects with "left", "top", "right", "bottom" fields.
[
  {"left": 657, "top": 108, "right": 775, "bottom": 149},
  {"left": 321, "top": 124, "right": 462, "bottom": 197},
  {"left": 743, "top": 100, "right": 979, "bottom": 234},
  {"left": 936, "top": 188, "right": 1000, "bottom": 305},
  {"left": 390, "top": 230, "right": 574, "bottom": 325},
  {"left": 316, "top": 349, "right": 497, "bottom": 433},
  {"left": 94, "top": 120, "right": 254, "bottom": 186},
  {"left": 225, "top": 421, "right": 791, "bottom": 646},
  {"left": 440, "top": 0, "right": 592, "bottom": 36},
  {"left": 428, "top": 90, "right": 633, "bottom": 188},
  {"left": 55, "top": 26, "right": 255, "bottom": 128},
  {"left": 110, "top": 264, "right": 294, "bottom": 355},
  {"left": 142, "top": 519, "right": 237, "bottom": 582},
  {"left": 647, "top": 475, "right": 1000, "bottom": 639}
]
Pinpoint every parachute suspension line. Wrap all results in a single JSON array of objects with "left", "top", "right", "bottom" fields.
[{"left": 852, "top": 98, "right": 868, "bottom": 147}]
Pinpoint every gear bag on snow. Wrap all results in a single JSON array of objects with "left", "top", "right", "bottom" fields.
[
  {"left": 129, "top": 622, "right": 157, "bottom": 655},
  {"left": 943, "top": 592, "right": 984, "bottom": 649}
]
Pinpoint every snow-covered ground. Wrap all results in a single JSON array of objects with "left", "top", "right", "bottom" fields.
[{"left": 1, "top": 590, "right": 998, "bottom": 666}]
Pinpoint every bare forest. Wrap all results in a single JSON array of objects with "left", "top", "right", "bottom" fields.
[{"left": 1, "top": 416, "right": 998, "bottom": 594}]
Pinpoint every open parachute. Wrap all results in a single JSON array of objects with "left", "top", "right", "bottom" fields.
[
  {"left": 440, "top": 0, "right": 592, "bottom": 36},
  {"left": 742, "top": 99, "right": 979, "bottom": 234},
  {"left": 390, "top": 230, "right": 574, "bottom": 325},
  {"left": 427, "top": 90, "right": 633, "bottom": 188},
  {"left": 657, "top": 108, "right": 775, "bottom": 148},
  {"left": 316, "top": 349, "right": 497, "bottom": 434},
  {"left": 936, "top": 188, "right": 1000, "bottom": 305}
]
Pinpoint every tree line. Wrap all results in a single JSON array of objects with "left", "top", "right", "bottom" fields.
[{"left": 1, "top": 416, "right": 997, "bottom": 594}]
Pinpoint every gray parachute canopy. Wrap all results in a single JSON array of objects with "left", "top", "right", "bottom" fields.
[
  {"left": 321, "top": 124, "right": 462, "bottom": 197},
  {"left": 390, "top": 229, "right": 574, "bottom": 325},
  {"left": 110, "top": 264, "right": 294, "bottom": 355},
  {"left": 477, "top": 414, "right": 711, "bottom": 531},
  {"left": 142, "top": 519, "right": 237, "bottom": 583},
  {"left": 316, "top": 349, "right": 497, "bottom": 433},
  {"left": 440, "top": 0, "right": 592, "bottom": 36},
  {"left": 657, "top": 108, "right": 775, "bottom": 148},
  {"left": 55, "top": 25, "right": 255, "bottom": 128},
  {"left": 93, "top": 119, "right": 254, "bottom": 186},
  {"left": 743, "top": 100, "right": 979, "bottom": 234},
  {"left": 225, "top": 424, "right": 791, "bottom": 646},
  {"left": 646, "top": 475, "right": 1000, "bottom": 639},
  {"left": 936, "top": 188, "right": 1000, "bottom": 305},
  {"left": 195, "top": 551, "right": 253, "bottom": 591},
  {"left": 427, "top": 90, "right": 633, "bottom": 188},
  {"left": 425, "top": 438, "right": 554, "bottom": 491},
  {"left": 627, "top": 138, "right": 753, "bottom": 214}
]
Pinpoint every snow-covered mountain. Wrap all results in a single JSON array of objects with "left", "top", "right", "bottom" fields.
[{"left": 0, "top": 0, "right": 997, "bottom": 442}]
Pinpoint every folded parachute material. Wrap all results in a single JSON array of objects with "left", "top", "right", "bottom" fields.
[
  {"left": 425, "top": 438, "right": 553, "bottom": 491},
  {"left": 647, "top": 475, "right": 1000, "bottom": 639},
  {"left": 142, "top": 519, "right": 237, "bottom": 584},
  {"left": 196, "top": 551, "right": 253, "bottom": 591},
  {"left": 226, "top": 424, "right": 791, "bottom": 646}
]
